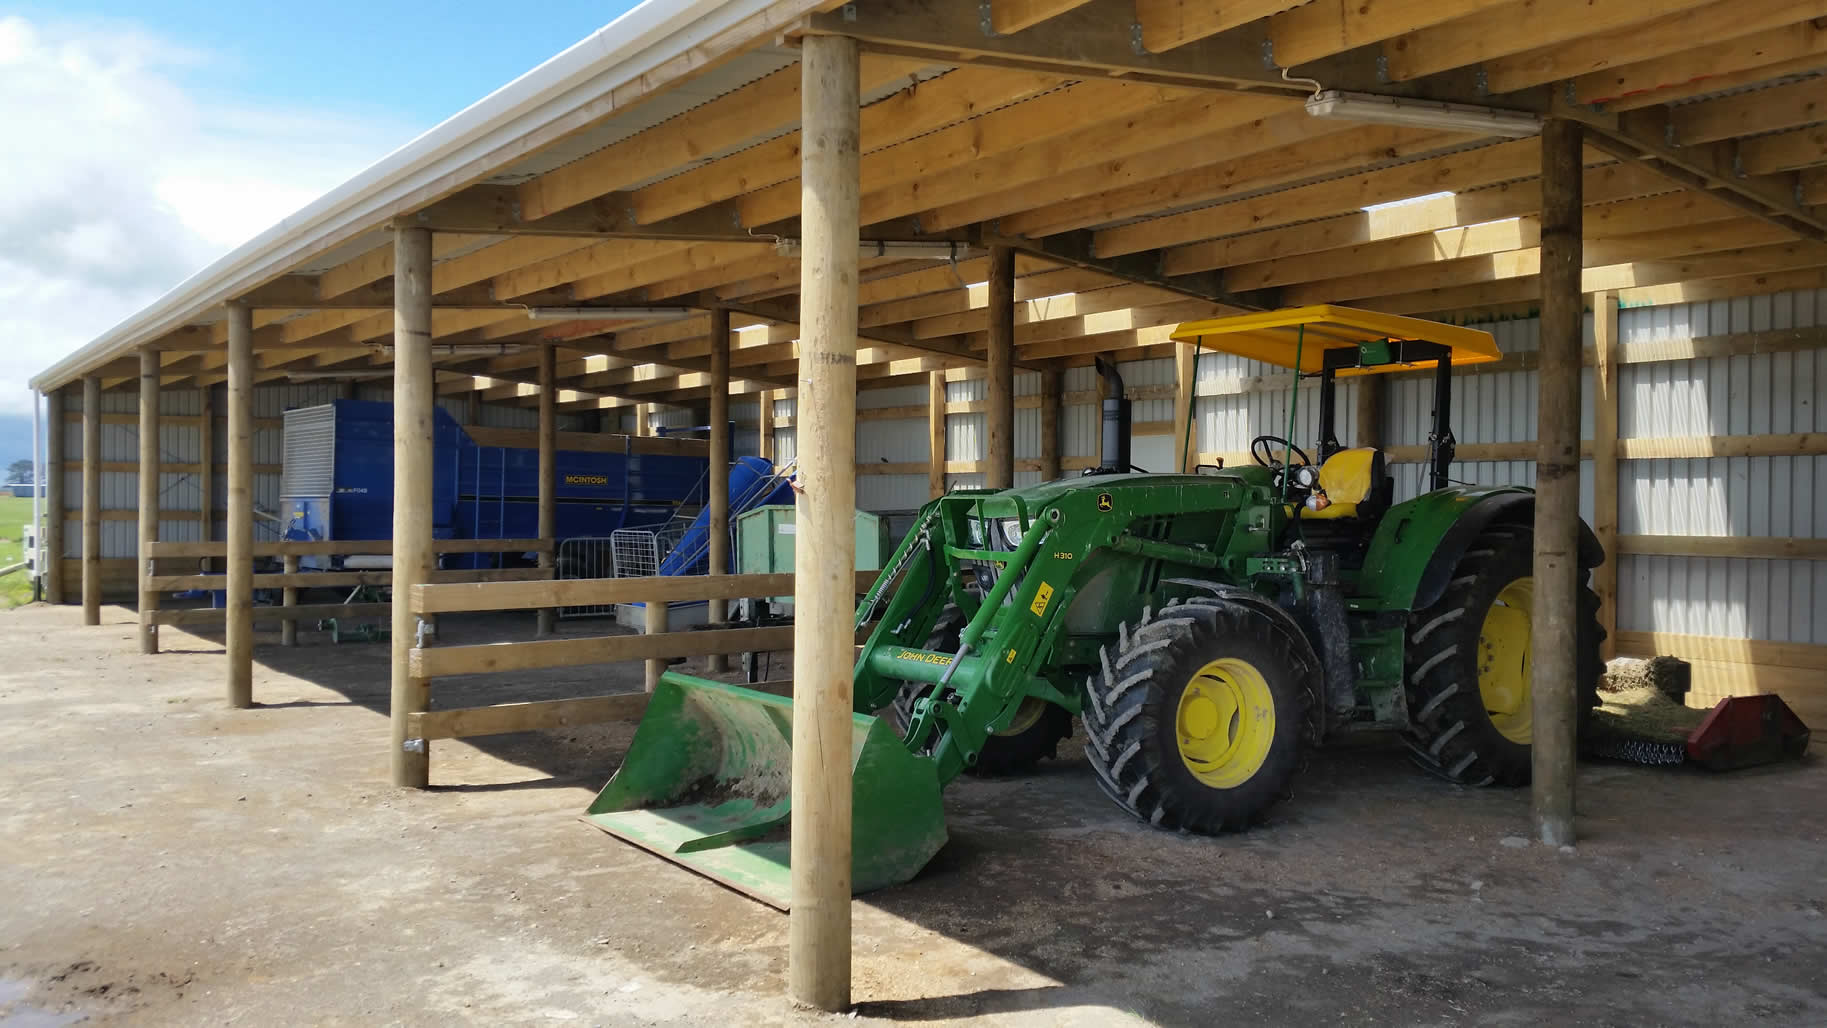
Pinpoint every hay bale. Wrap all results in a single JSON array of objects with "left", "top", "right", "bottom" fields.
[
  {"left": 1601, "top": 655, "right": 1691, "bottom": 699},
  {"left": 1589, "top": 684, "right": 1707, "bottom": 744}
]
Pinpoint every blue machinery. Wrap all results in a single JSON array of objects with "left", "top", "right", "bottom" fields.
[{"left": 279, "top": 401, "right": 714, "bottom": 568}]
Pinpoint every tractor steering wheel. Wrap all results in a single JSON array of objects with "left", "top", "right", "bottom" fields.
[{"left": 1251, "top": 435, "right": 1313, "bottom": 473}]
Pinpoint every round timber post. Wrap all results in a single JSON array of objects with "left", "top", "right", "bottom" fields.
[
  {"left": 225, "top": 302, "right": 255, "bottom": 707},
  {"left": 81, "top": 375, "right": 101, "bottom": 626},
  {"left": 1038, "top": 367, "right": 1062, "bottom": 481},
  {"left": 707, "top": 305, "right": 732, "bottom": 671},
  {"left": 537, "top": 343, "right": 558, "bottom": 638},
  {"left": 1532, "top": 117, "right": 1583, "bottom": 847},
  {"left": 927, "top": 371, "right": 946, "bottom": 499},
  {"left": 45, "top": 386, "right": 66, "bottom": 605},
  {"left": 137, "top": 348, "right": 161, "bottom": 653},
  {"left": 985, "top": 245, "right": 1015, "bottom": 490},
  {"left": 390, "top": 225, "right": 436, "bottom": 787},
  {"left": 789, "top": 31, "right": 860, "bottom": 1014}
]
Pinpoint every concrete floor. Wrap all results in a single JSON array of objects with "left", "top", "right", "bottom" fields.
[{"left": 2, "top": 602, "right": 1824, "bottom": 1026}]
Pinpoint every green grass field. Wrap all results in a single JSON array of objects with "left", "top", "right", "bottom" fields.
[{"left": 0, "top": 494, "right": 40, "bottom": 608}]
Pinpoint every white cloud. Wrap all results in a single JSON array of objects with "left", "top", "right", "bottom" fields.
[{"left": 0, "top": 14, "right": 419, "bottom": 412}]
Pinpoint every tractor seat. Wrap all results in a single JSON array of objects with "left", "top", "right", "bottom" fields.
[{"left": 1301, "top": 447, "right": 1386, "bottom": 520}]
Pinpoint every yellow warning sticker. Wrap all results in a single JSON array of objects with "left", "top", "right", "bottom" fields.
[
  {"left": 1006, "top": 648, "right": 1017, "bottom": 664},
  {"left": 1029, "top": 581, "right": 1054, "bottom": 617}
]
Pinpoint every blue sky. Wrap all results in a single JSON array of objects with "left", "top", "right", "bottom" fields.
[
  {"left": 1, "top": 2, "right": 646, "bottom": 419},
  {"left": 15, "top": 0, "right": 642, "bottom": 126}
]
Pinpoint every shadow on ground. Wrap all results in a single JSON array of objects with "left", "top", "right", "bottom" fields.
[{"left": 92, "top": 602, "right": 1827, "bottom": 1022}]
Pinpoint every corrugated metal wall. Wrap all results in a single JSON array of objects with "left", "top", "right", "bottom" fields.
[{"left": 1612, "top": 291, "right": 1827, "bottom": 647}]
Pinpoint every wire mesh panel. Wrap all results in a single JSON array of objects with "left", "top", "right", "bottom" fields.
[{"left": 556, "top": 536, "right": 618, "bottom": 619}]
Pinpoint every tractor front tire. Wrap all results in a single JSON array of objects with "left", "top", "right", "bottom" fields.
[
  {"left": 890, "top": 606, "right": 1072, "bottom": 777},
  {"left": 1403, "top": 519, "right": 1604, "bottom": 786},
  {"left": 1082, "top": 597, "right": 1309, "bottom": 833}
]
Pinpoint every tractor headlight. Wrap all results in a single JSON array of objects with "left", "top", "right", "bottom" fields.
[
  {"left": 1291, "top": 464, "right": 1322, "bottom": 491},
  {"left": 996, "top": 517, "right": 1025, "bottom": 549}
]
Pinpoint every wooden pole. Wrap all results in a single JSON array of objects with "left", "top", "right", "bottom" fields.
[
  {"left": 789, "top": 32, "right": 859, "bottom": 1014},
  {"left": 1591, "top": 290, "right": 1620, "bottom": 662},
  {"left": 81, "top": 375, "right": 101, "bottom": 626},
  {"left": 1355, "top": 374, "right": 1387, "bottom": 449},
  {"left": 708, "top": 306, "right": 732, "bottom": 672},
  {"left": 1532, "top": 118, "right": 1583, "bottom": 848},
  {"left": 390, "top": 226, "right": 436, "bottom": 788},
  {"left": 1039, "top": 367, "right": 1061, "bottom": 481},
  {"left": 927, "top": 371, "right": 946, "bottom": 500},
  {"left": 44, "top": 387, "right": 65, "bottom": 605},
  {"left": 643, "top": 597, "right": 669, "bottom": 690},
  {"left": 636, "top": 403, "right": 653, "bottom": 437},
  {"left": 137, "top": 349, "right": 161, "bottom": 654},
  {"left": 199, "top": 385, "right": 216, "bottom": 573},
  {"left": 758, "top": 389, "right": 775, "bottom": 463},
  {"left": 985, "top": 246, "right": 1015, "bottom": 490},
  {"left": 1173, "top": 340, "right": 1196, "bottom": 472},
  {"left": 226, "top": 303, "right": 254, "bottom": 707},
  {"left": 280, "top": 554, "right": 300, "bottom": 647},
  {"left": 536, "top": 344, "right": 558, "bottom": 638}
]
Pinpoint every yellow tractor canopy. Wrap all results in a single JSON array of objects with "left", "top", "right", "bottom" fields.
[{"left": 1170, "top": 305, "right": 1502, "bottom": 376}]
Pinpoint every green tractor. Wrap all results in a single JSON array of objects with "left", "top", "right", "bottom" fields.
[{"left": 586, "top": 305, "right": 1605, "bottom": 906}]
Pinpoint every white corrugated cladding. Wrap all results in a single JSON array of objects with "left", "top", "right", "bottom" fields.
[
  {"left": 857, "top": 383, "right": 927, "bottom": 511},
  {"left": 59, "top": 384, "right": 713, "bottom": 559},
  {"left": 1615, "top": 291, "right": 1827, "bottom": 647}
]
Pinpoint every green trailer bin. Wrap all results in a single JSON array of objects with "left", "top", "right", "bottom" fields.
[{"left": 735, "top": 505, "right": 890, "bottom": 612}]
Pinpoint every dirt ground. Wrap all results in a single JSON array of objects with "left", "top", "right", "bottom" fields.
[{"left": 2, "top": 602, "right": 1824, "bottom": 1026}]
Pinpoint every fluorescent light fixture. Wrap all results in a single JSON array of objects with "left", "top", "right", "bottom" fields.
[
  {"left": 525, "top": 306, "right": 696, "bottom": 321},
  {"left": 1304, "top": 90, "right": 1541, "bottom": 138},
  {"left": 773, "top": 238, "right": 970, "bottom": 260},
  {"left": 371, "top": 343, "right": 527, "bottom": 357}
]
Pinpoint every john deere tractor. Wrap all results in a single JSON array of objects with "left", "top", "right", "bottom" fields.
[{"left": 586, "top": 305, "right": 1605, "bottom": 906}]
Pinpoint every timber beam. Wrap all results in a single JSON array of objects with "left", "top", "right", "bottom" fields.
[
  {"left": 1572, "top": 109, "right": 1827, "bottom": 242},
  {"left": 994, "top": 229, "right": 1274, "bottom": 312},
  {"left": 239, "top": 276, "right": 505, "bottom": 309},
  {"left": 409, "top": 185, "right": 780, "bottom": 242},
  {"left": 714, "top": 295, "right": 1014, "bottom": 367},
  {"left": 800, "top": 0, "right": 1317, "bottom": 94},
  {"left": 798, "top": 0, "right": 1483, "bottom": 98}
]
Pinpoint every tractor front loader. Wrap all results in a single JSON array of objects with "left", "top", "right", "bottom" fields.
[{"left": 585, "top": 305, "right": 1607, "bottom": 908}]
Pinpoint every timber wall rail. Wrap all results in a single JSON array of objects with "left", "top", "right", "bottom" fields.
[
  {"left": 140, "top": 538, "right": 553, "bottom": 654},
  {"left": 401, "top": 570, "right": 877, "bottom": 786}
]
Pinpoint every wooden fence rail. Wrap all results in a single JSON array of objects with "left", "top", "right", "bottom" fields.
[
  {"left": 398, "top": 570, "right": 881, "bottom": 783},
  {"left": 142, "top": 538, "right": 555, "bottom": 651}
]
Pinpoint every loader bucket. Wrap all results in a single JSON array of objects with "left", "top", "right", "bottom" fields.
[{"left": 583, "top": 672, "right": 949, "bottom": 909}]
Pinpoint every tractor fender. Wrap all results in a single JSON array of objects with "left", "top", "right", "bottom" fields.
[
  {"left": 1162, "top": 579, "right": 1323, "bottom": 678},
  {"left": 1407, "top": 492, "right": 1605, "bottom": 612}
]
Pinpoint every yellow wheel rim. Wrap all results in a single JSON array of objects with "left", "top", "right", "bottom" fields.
[
  {"left": 1478, "top": 577, "right": 1534, "bottom": 744},
  {"left": 996, "top": 697, "right": 1048, "bottom": 737},
  {"left": 1174, "top": 657, "right": 1276, "bottom": 789}
]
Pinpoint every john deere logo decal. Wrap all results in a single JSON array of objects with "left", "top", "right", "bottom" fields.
[{"left": 1096, "top": 492, "right": 1113, "bottom": 512}]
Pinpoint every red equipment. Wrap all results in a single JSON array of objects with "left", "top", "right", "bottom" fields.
[{"left": 1685, "top": 695, "right": 1811, "bottom": 771}]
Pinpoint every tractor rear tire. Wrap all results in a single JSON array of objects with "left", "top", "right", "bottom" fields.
[
  {"left": 1403, "top": 520, "right": 1604, "bottom": 786},
  {"left": 1081, "top": 597, "right": 1309, "bottom": 833},
  {"left": 890, "top": 606, "right": 1072, "bottom": 777}
]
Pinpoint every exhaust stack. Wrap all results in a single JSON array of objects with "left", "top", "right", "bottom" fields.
[{"left": 1094, "top": 357, "right": 1131, "bottom": 474}]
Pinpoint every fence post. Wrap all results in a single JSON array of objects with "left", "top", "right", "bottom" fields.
[
  {"left": 226, "top": 303, "right": 255, "bottom": 707},
  {"left": 138, "top": 348, "right": 161, "bottom": 653},
  {"left": 644, "top": 597, "right": 669, "bottom": 691},
  {"left": 281, "top": 553, "right": 299, "bottom": 646}
]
